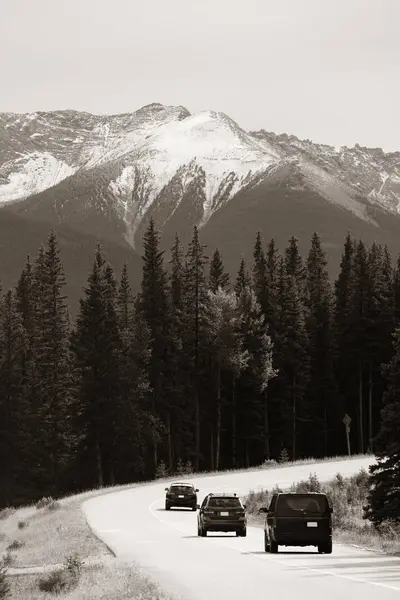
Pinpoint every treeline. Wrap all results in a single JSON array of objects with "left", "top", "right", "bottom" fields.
[{"left": 0, "top": 221, "right": 399, "bottom": 510}]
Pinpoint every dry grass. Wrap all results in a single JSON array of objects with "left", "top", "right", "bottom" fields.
[
  {"left": 0, "top": 499, "right": 108, "bottom": 569},
  {"left": 245, "top": 469, "right": 400, "bottom": 556},
  {"left": 8, "top": 563, "right": 174, "bottom": 600}
]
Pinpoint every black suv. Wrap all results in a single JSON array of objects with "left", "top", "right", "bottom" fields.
[
  {"left": 197, "top": 493, "right": 247, "bottom": 537},
  {"left": 165, "top": 482, "right": 199, "bottom": 510},
  {"left": 259, "top": 492, "right": 333, "bottom": 554}
]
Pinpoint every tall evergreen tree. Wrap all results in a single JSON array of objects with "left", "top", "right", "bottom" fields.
[
  {"left": 0, "top": 291, "right": 26, "bottom": 506},
  {"left": 138, "top": 218, "right": 169, "bottom": 471},
  {"left": 30, "top": 233, "right": 74, "bottom": 494},
  {"left": 116, "top": 263, "right": 134, "bottom": 331},
  {"left": 334, "top": 232, "right": 356, "bottom": 452},
  {"left": 284, "top": 236, "right": 306, "bottom": 293},
  {"left": 393, "top": 255, "right": 400, "bottom": 324},
  {"left": 364, "top": 328, "right": 400, "bottom": 525},
  {"left": 235, "top": 256, "right": 251, "bottom": 297},
  {"left": 252, "top": 232, "right": 269, "bottom": 316},
  {"left": 166, "top": 235, "right": 192, "bottom": 468},
  {"left": 236, "top": 287, "right": 277, "bottom": 463},
  {"left": 276, "top": 267, "right": 309, "bottom": 459},
  {"left": 305, "top": 232, "right": 337, "bottom": 455},
  {"left": 71, "top": 246, "right": 120, "bottom": 488},
  {"left": 344, "top": 240, "right": 371, "bottom": 453},
  {"left": 15, "top": 255, "right": 35, "bottom": 334},
  {"left": 115, "top": 294, "right": 155, "bottom": 482},
  {"left": 182, "top": 226, "right": 209, "bottom": 469},
  {"left": 209, "top": 248, "right": 230, "bottom": 293}
]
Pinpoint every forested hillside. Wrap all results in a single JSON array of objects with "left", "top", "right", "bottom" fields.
[{"left": 0, "top": 222, "right": 399, "bottom": 511}]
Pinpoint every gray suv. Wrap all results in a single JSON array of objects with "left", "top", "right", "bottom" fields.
[
  {"left": 165, "top": 482, "right": 199, "bottom": 510},
  {"left": 197, "top": 493, "right": 247, "bottom": 537}
]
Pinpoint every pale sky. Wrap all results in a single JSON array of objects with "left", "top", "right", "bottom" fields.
[{"left": 1, "top": 0, "right": 399, "bottom": 151}]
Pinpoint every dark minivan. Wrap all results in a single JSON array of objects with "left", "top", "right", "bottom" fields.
[{"left": 258, "top": 492, "right": 333, "bottom": 554}]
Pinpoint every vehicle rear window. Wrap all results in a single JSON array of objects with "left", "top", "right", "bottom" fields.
[
  {"left": 276, "top": 495, "right": 328, "bottom": 516},
  {"left": 170, "top": 485, "right": 193, "bottom": 493},
  {"left": 208, "top": 497, "right": 241, "bottom": 509}
]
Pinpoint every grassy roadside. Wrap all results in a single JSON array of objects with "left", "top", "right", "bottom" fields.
[
  {"left": 0, "top": 493, "right": 174, "bottom": 599},
  {"left": 0, "top": 453, "right": 374, "bottom": 598},
  {"left": 244, "top": 469, "right": 400, "bottom": 556}
]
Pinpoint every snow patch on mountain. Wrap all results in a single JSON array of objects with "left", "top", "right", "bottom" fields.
[
  {"left": 298, "top": 158, "right": 377, "bottom": 224},
  {"left": 0, "top": 152, "right": 76, "bottom": 203},
  {"left": 108, "top": 111, "right": 279, "bottom": 235}
]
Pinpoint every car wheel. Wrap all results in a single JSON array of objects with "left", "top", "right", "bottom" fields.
[
  {"left": 197, "top": 523, "right": 201, "bottom": 536},
  {"left": 264, "top": 532, "right": 270, "bottom": 552},
  {"left": 201, "top": 527, "right": 207, "bottom": 537},
  {"left": 270, "top": 540, "right": 278, "bottom": 553},
  {"left": 165, "top": 503, "right": 170, "bottom": 510},
  {"left": 240, "top": 527, "right": 247, "bottom": 537},
  {"left": 318, "top": 542, "right": 332, "bottom": 554}
]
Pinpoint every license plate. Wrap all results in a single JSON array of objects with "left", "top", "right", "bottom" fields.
[
  {"left": 220, "top": 511, "right": 229, "bottom": 516},
  {"left": 178, "top": 495, "right": 184, "bottom": 498},
  {"left": 307, "top": 522, "right": 318, "bottom": 527}
]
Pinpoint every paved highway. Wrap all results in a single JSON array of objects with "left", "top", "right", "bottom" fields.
[{"left": 83, "top": 457, "right": 400, "bottom": 600}]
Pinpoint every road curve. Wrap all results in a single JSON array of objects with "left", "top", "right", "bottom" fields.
[{"left": 83, "top": 456, "right": 400, "bottom": 600}]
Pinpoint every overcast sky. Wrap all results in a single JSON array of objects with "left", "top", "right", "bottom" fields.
[{"left": 1, "top": 0, "right": 399, "bottom": 151}]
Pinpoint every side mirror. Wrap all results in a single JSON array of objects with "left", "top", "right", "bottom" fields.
[
  {"left": 258, "top": 507, "right": 268, "bottom": 514},
  {"left": 195, "top": 489, "right": 199, "bottom": 492},
  {"left": 196, "top": 504, "right": 200, "bottom": 510},
  {"left": 243, "top": 504, "right": 247, "bottom": 510},
  {"left": 165, "top": 488, "right": 169, "bottom": 492}
]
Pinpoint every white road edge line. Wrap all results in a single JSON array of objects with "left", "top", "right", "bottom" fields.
[{"left": 148, "top": 498, "right": 400, "bottom": 592}]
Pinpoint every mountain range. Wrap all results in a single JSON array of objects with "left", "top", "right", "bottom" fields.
[{"left": 1, "top": 102, "right": 400, "bottom": 313}]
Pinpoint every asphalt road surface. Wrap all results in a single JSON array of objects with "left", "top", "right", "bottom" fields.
[{"left": 83, "top": 456, "right": 400, "bottom": 600}]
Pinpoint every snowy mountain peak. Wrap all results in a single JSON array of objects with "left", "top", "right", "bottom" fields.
[{"left": 1, "top": 102, "right": 400, "bottom": 249}]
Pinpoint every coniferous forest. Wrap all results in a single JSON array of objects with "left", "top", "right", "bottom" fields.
[{"left": 0, "top": 220, "right": 399, "bottom": 524}]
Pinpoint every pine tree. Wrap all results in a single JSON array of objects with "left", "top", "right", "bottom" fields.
[
  {"left": 103, "top": 263, "right": 123, "bottom": 485},
  {"left": 15, "top": 256, "right": 34, "bottom": 334},
  {"left": 334, "top": 232, "right": 356, "bottom": 452},
  {"left": 236, "top": 287, "right": 277, "bottom": 463},
  {"left": 234, "top": 256, "right": 251, "bottom": 296},
  {"left": 71, "top": 246, "right": 121, "bottom": 488},
  {"left": 364, "top": 328, "right": 400, "bottom": 526},
  {"left": 116, "top": 295, "right": 155, "bottom": 481},
  {"left": 209, "top": 248, "right": 230, "bottom": 293},
  {"left": 284, "top": 236, "right": 306, "bottom": 295},
  {"left": 116, "top": 263, "right": 134, "bottom": 331},
  {"left": 252, "top": 232, "right": 269, "bottom": 315},
  {"left": 393, "top": 255, "right": 400, "bottom": 324},
  {"left": 0, "top": 290, "right": 26, "bottom": 506},
  {"left": 29, "top": 233, "right": 74, "bottom": 494},
  {"left": 166, "top": 235, "right": 192, "bottom": 469},
  {"left": 265, "top": 238, "right": 280, "bottom": 337},
  {"left": 182, "top": 226, "right": 209, "bottom": 470},
  {"left": 276, "top": 267, "right": 309, "bottom": 459},
  {"left": 138, "top": 218, "right": 170, "bottom": 471},
  {"left": 170, "top": 235, "right": 184, "bottom": 310},
  {"left": 344, "top": 240, "right": 371, "bottom": 453},
  {"left": 305, "top": 232, "right": 337, "bottom": 456},
  {"left": 364, "top": 243, "right": 395, "bottom": 451}
]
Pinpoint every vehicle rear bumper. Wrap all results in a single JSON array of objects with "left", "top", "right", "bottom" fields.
[
  {"left": 167, "top": 498, "right": 196, "bottom": 507},
  {"left": 275, "top": 533, "right": 332, "bottom": 546},
  {"left": 204, "top": 521, "right": 246, "bottom": 532}
]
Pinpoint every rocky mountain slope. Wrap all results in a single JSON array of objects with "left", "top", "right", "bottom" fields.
[{"left": 1, "top": 102, "right": 400, "bottom": 312}]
